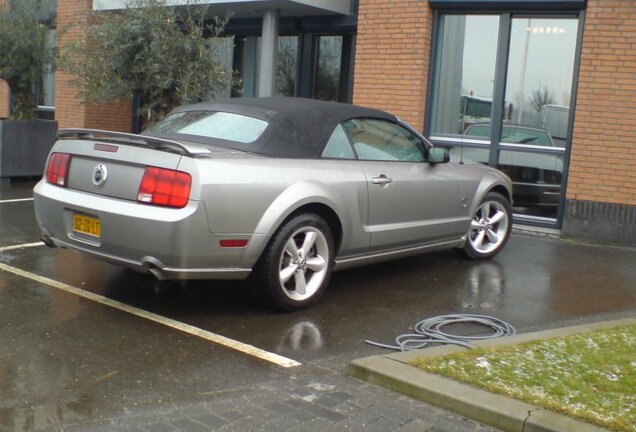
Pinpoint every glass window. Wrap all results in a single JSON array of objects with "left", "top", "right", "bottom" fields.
[
  {"left": 343, "top": 119, "right": 425, "bottom": 162},
  {"left": 431, "top": 15, "right": 500, "bottom": 137},
  {"left": 314, "top": 36, "right": 343, "bottom": 102},
  {"left": 504, "top": 18, "right": 578, "bottom": 149},
  {"left": 235, "top": 36, "right": 260, "bottom": 98},
  {"left": 149, "top": 111, "right": 268, "bottom": 143},
  {"left": 210, "top": 36, "right": 236, "bottom": 100},
  {"left": 276, "top": 36, "right": 298, "bottom": 96},
  {"left": 321, "top": 125, "right": 355, "bottom": 159}
]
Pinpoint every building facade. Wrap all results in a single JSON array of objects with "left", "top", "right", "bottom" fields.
[{"left": 1, "top": 0, "right": 635, "bottom": 245}]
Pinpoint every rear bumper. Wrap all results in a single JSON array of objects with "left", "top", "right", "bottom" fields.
[
  {"left": 39, "top": 234, "right": 251, "bottom": 280},
  {"left": 33, "top": 181, "right": 260, "bottom": 280}
]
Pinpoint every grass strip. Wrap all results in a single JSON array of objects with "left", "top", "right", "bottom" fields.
[{"left": 411, "top": 324, "right": 636, "bottom": 432}]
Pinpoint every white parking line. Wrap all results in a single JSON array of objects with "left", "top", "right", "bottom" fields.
[
  {"left": 0, "top": 198, "right": 34, "bottom": 204},
  {"left": 0, "top": 261, "right": 302, "bottom": 368},
  {"left": 0, "top": 242, "right": 45, "bottom": 252}
]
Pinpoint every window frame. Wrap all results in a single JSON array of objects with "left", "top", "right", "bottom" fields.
[{"left": 424, "top": 8, "right": 586, "bottom": 228}]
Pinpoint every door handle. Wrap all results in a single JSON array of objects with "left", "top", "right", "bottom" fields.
[{"left": 372, "top": 175, "right": 393, "bottom": 185}]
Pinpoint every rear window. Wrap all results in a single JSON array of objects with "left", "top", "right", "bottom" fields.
[{"left": 149, "top": 111, "right": 269, "bottom": 144}]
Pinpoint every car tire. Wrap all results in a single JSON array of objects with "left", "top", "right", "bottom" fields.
[
  {"left": 460, "top": 192, "right": 512, "bottom": 260},
  {"left": 256, "top": 213, "right": 334, "bottom": 311}
]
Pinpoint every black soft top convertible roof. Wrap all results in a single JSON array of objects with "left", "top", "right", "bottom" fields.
[{"left": 145, "top": 97, "right": 398, "bottom": 158}]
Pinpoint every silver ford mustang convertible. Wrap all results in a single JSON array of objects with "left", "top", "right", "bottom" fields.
[{"left": 34, "top": 97, "right": 513, "bottom": 310}]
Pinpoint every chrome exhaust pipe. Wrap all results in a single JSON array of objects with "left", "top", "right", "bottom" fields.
[{"left": 41, "top": 236, "right": 56, "bottom": 248}]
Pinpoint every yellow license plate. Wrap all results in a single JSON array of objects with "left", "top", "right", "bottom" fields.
[{"left": 73, "top": 214, "right": 101, "bottom": 238}]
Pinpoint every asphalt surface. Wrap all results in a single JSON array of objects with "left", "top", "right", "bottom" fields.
[{"left": 1, "top": 179, "right": 635, "bottom": 431}]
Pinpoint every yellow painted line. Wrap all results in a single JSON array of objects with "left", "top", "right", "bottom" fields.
[
  {"left": 0, "top": 198, "right": 34, "bottom": 204},
  {"left": 0, "top": 261, "right": 302, "bottom": 368},
  {"left": 0, "top": 242, "right": 45, "bottom": 252}
]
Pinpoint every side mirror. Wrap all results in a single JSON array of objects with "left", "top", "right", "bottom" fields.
[{"left": 428, "top": 147, "right": 450, "bottom": 164}]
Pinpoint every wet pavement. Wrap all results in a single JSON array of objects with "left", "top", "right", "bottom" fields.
[{"left": 1, "top": 180, "right": 635, "bottom": 431}]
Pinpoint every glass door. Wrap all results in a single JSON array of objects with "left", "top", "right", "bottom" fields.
[
  {"left": 429, "top": 13, "right": 581, "bottom": 226},
  {"left": 498, "top": 17, "right": 578, "bottom": 221}
]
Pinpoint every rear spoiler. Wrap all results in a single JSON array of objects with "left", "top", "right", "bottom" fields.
[{"left": 57, "top": 128, "right": 211, "bottom": 156}]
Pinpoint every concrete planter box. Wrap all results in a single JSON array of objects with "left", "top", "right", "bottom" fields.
[{"left": 0, "top": 119, "right": 58, "bottom": 178}]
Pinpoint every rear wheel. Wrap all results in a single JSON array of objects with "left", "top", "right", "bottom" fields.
[
  {"left": 256, "top": 213, "right": 334, "bottom": 311},
  {"left": 461, "top": 192, "right": 512, "bottom": 259}
]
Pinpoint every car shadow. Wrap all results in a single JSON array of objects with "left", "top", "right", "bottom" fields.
[{"left": 102, "top": 269, "right": 267, "bottom": 317}]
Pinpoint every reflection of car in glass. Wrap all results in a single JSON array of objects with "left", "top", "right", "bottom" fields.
[
  {"left": 460, "top": 96, "right": 513, "bottom": 132},
  {"left": 460, "top": 96, "right": 493, "bottom": 131},
  {"left": 540, "top": 104, "right": 569, "bottom": 147},
  {"left": 33, "top": 98, "right": 513, "bottom": 311},
  {"left": 456, "top": 124, "right": 562, "bottom": 208}
]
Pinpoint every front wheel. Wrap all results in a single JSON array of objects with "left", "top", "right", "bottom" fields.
[
  {"left": 461, "top": 192, "right": 512, "bottom": 259},
  {"left": 256, "top": 213, "right": 334, "bottom": 311}
]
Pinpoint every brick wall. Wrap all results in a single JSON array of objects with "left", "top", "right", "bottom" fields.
[
  {"left": 56, "top": 0, "right": 132, "bottom": 132},
  {"left": 568, "top": 0, "right": 636, "bottom": 206},
  {"left": 0, "top": 81, "right": 8, "bottom": 118},
  {"left": 353, "top": 0, "right": 433, "bottom": 131}
]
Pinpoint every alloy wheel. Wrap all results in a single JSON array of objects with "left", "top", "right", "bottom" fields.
[
  {"left": 468, "top": 200, "right": 509, "bottom": 254},
  {"left": 278, "top": 226, "right": 330, "bottom": 302}
]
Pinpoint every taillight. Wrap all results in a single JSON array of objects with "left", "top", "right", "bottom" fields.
[
  {"left": 45, "top": 153, "right": 71, "bottom": 187},
  {"left": 137, "top": 167, "right": 191, "bottom": 208}
]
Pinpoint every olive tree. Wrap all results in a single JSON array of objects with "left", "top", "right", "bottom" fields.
[
  {"left": 59, "top": 0, "right": 234, "bottom": 127},
  {"left": 0, "top": 0, "right": 55, "bottom": 120}
]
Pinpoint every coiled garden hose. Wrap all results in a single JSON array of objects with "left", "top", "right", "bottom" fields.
[{"left": 365, "top": 314, "right": 516, "bottom": 351}]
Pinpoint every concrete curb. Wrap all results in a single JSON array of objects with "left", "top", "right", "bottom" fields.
[{"left": 348, "top": 318, "right": 635, "bottom": 432}]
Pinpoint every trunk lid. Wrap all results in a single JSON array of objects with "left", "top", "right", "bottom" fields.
[{"left": 52, "top": 129, "right": 193, "bottom": 201}]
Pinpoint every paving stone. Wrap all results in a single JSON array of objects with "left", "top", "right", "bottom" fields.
[
  {"left": 346, "top": 395, "right": 376, "bottom": 409},
  {"left": 287, "top": 416, "right": 340, "bottom": 432},
  {"left": 368, "top": 400, "right": 420, "bottom": 423},
  {"left": 286, "top": 407, "right": 318, "bottom": 422},
  {"left": 280, "top": 397, "right": 309, "bottom": 409},
  {"left": 217, "top": 415, "right": 262, "bottom": 431},
  {"left": 332, "top": 401, "right": 360, "bottom": 415},
  {"left": 215, "top": 410, "right": 246, "bottom": 422},
  {"left": 262, "top": 401, "right": 293, "bottom": 415},
  {"left": 313, "top": 391, "right": 353, "bottom": 408},
  {"left": 20, "top": 357, "right": 502, "bottom": 432},
  {"left": 434, "top": 412, "right": 480, "bottom": 430},
  {"left": 255, "top": 414, "right": 300, "bottom": 432},
  {"left": 364, "top": 416, "right": 402, "bottom": 432},
  {"left": 240, "top": 404, "right": 278, "bottom": 423},
  {"left": 306, "top": 404, "right": 346, "bottom": 422},
  {"left": 395, "top": 418, "right": 437, "bottom": 431},
  {"left": 139, "top": 422, "right": 176, "bottom": 432},
  {"left": 191, "top": 413, "right": 227, "bottom": 429},
  {"left": 347, "top": 405, "right": 384, "bottom": 424},
  {"left": 170, "top": 418, "right": 210, "bottom": 432}
]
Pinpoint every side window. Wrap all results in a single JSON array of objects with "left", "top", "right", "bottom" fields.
[
  {"left": 321, "top": 124, "right": 356, "bottom": 159},
  {"left": 342, "top": 119, "right": 425, "bottom": 162}
]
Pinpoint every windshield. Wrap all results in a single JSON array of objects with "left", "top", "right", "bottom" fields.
[{"left": 148, "top": 111, "right": 269, "bottom": 144}]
